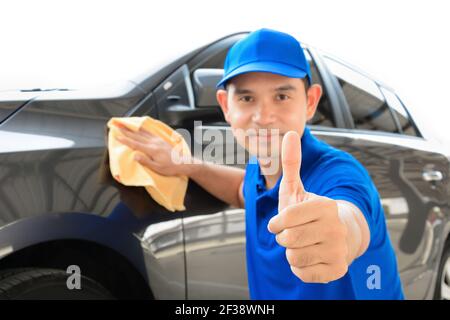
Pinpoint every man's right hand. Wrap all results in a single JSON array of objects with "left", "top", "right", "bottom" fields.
[{"left": 114, "top": 125, "right": 197, "bottom": 177}]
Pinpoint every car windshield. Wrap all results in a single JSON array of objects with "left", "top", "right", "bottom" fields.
[{"left": 0, "top": 42, "right": 197, "bottom": 92}]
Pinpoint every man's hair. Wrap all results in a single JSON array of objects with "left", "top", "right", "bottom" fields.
[
  {"left": 302, "top": 77, "right": 310, "bottom": 93},
  {"left": 224, "top": 77, "right": 310, "bottom": 93}
]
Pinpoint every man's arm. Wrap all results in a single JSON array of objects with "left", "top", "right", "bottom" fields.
[
  {"left": 336, "top": 200, "right": 371, "bottom": 262},
  {"left": 186, "top": 160, "right": 245, "bottom": 209}
]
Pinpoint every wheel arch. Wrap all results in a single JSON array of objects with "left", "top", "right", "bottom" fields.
[{"left": 0, "top": 212, "right": 154, "bottom": 299}]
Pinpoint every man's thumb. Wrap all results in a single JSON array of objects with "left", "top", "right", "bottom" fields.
[{"left": 280, "top": 131, "right": 305, "bottom": 196}]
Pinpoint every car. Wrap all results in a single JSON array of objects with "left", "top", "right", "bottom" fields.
[{"left": 0, "top": 32, "right": 449, "bottom": 300}]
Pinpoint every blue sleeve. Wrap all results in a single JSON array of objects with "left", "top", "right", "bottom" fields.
[{"left": 312, "top": 154, "right": 381, "bottom": 244}]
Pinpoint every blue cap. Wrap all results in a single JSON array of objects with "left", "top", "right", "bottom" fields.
[{"left": 216, "top": 28, "right": 312, "bottom": 89}]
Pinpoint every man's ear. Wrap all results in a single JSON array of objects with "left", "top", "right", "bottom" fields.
[
  {"left": 306, "top": 84, "right": 322, "bottom": 121},
  {"left": 216, "top": 89, "right": 230, "bottom": 123}
]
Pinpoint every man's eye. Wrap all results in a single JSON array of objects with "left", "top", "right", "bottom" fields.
[
  {"left": 239, "top": 96, "right": 253, "bottom": 102},
  {"left": 277, "top": 94, "right": 289, "bottom": 101}
]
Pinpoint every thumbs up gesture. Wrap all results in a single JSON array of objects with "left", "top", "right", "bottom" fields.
[{"left": 267, "top": 131, "right": 351, "bottom": 284}]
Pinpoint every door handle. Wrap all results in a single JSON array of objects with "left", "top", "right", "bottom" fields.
[{"left": 422, "top": 169, "right": 443, "bottom": 182}]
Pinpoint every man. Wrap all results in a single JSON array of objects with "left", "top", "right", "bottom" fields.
[{"left": 116, "top": 28, "right": 404, "bottom": 299}]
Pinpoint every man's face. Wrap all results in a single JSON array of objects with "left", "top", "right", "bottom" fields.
[{"left": 216, "top": 72, "right": 322, "bottom": 160}]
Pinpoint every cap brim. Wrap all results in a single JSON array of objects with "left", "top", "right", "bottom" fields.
[{"left": 216, "top": 61, "right": 308, "bottom": 89}]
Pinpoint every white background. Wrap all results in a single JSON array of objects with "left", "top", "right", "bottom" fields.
[{"left": 1, "top": 0, "right": 449, "bottom": 148}]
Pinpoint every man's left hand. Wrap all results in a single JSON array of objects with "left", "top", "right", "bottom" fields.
[{"left": 268, "top": 131, "right": 368, "bottom": 284}]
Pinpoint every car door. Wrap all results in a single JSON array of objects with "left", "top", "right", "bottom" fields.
[{"left": 314, "top": 52, "right": 450, "bottom": 300}]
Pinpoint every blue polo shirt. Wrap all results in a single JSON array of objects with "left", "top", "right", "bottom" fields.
[{"left": 243, "top": 127, "right": 404, "bottom": 300}]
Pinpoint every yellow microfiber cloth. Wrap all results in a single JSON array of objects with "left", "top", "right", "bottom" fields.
[{"left": 106, "top": 116, "right": 190, "bottom": 212}]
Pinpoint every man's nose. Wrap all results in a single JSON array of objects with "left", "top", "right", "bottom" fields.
[{"left": 252, "top": 103, "right": 275, "bottom": 126}]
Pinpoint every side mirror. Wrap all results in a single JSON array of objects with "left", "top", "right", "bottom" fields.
[
  {"left": 192, "top": 68, "right": 224, "bottom": 108},
  {"left": 159, "top": 68, "right": 225, "bottom": 128}
]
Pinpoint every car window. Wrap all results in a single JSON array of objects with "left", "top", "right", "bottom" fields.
[
  {"left": 379, "top": 87, "right": 419, "bottom": 137},
  {"left": 304, "top": 50, "right": 335, "bottom": 128},
  {"left": 324, "top": 56, "right": 399, "bottom": 134}
]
